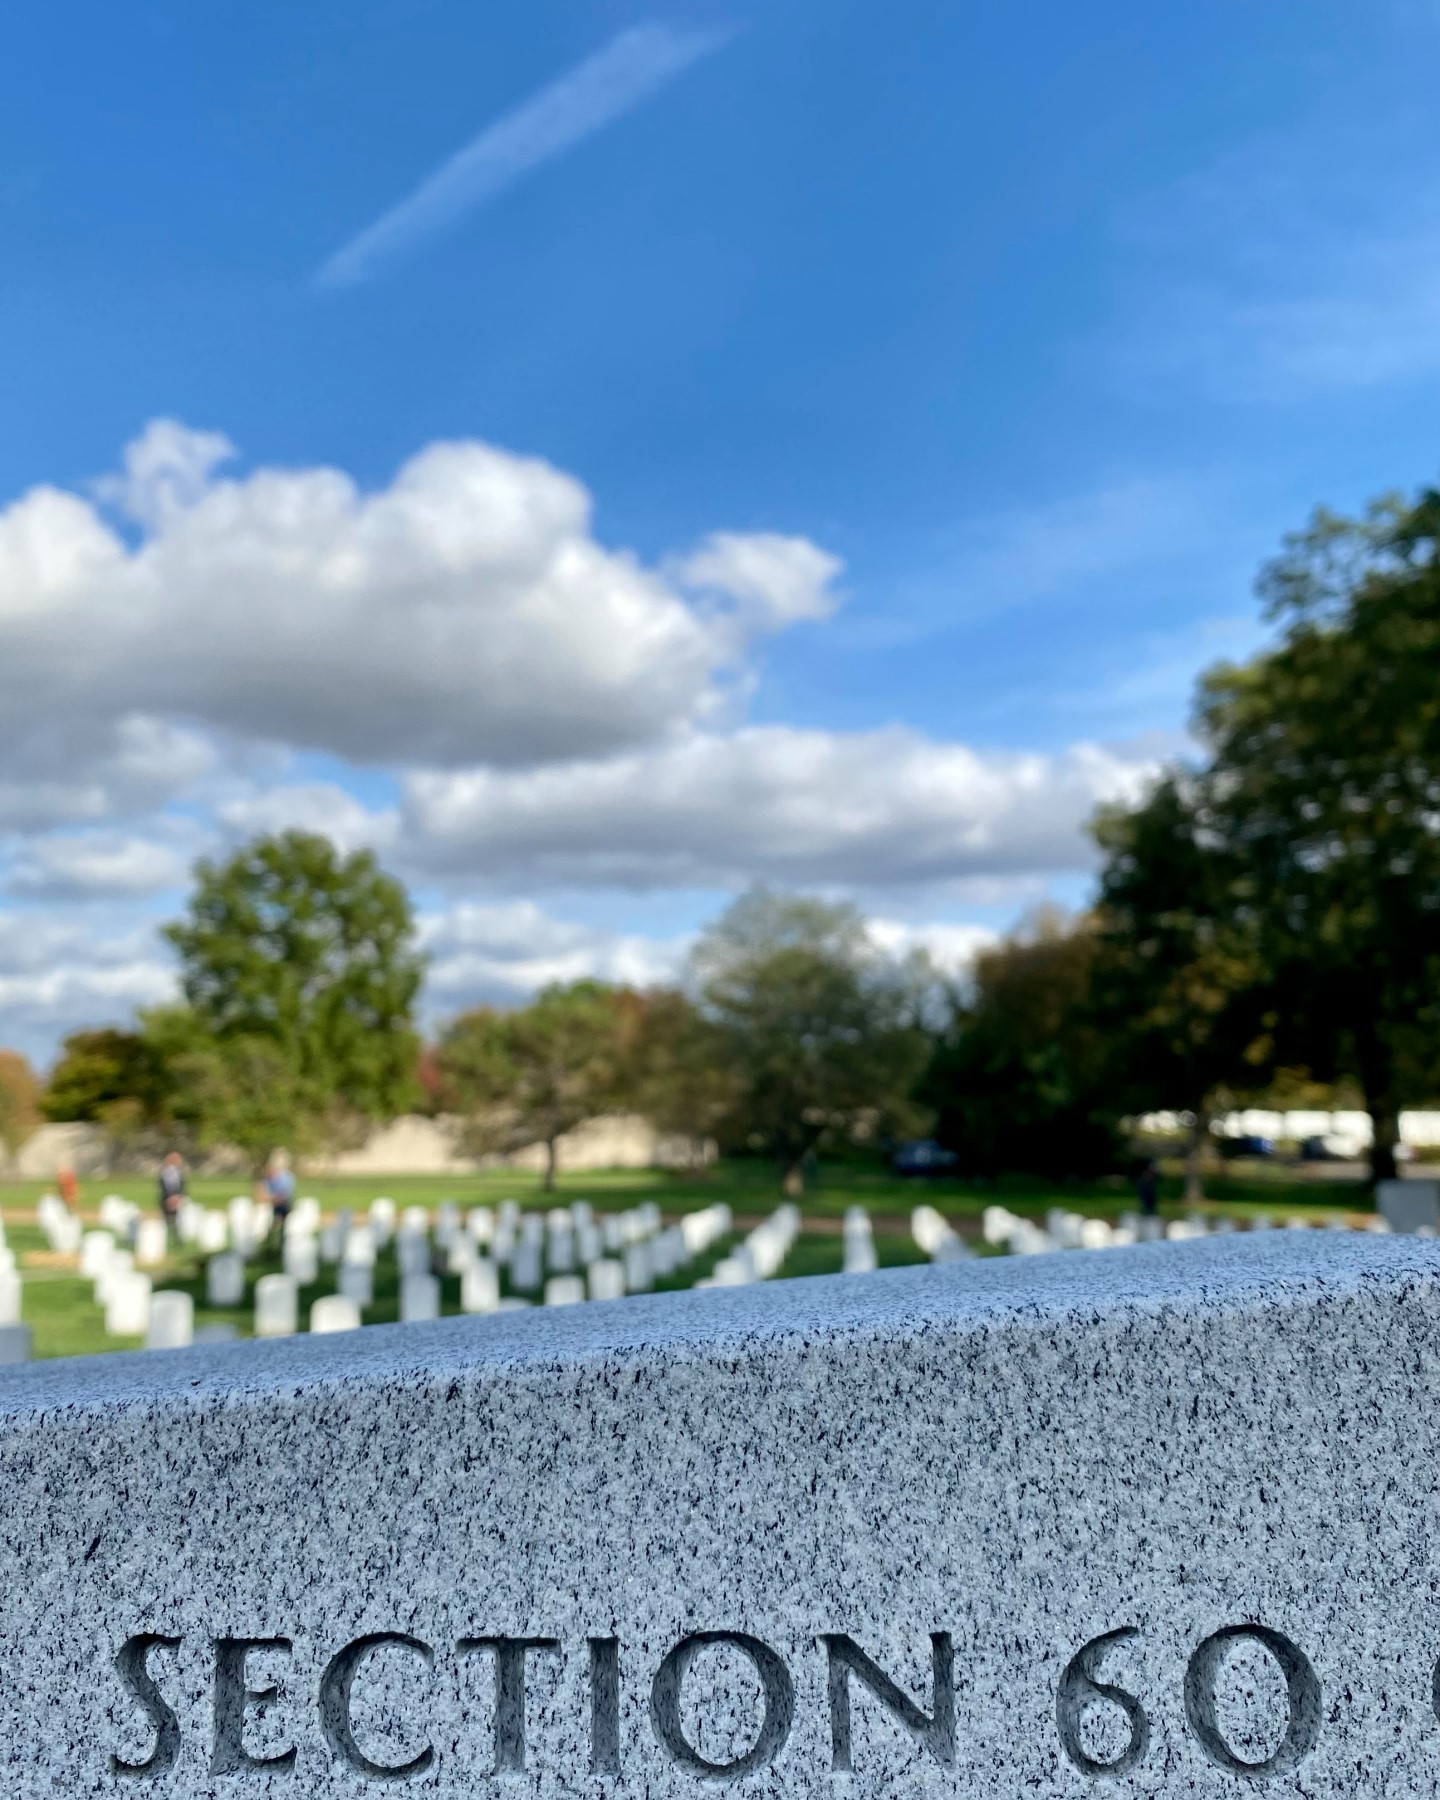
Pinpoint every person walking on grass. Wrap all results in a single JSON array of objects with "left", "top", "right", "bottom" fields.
[
  {"left": 157, "top": 1150, "right": 187, "bottom": 1226},
  {"left": 262, "top": 1148, "right": 295, "bottom": 1240}
]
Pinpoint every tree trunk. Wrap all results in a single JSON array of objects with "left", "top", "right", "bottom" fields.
[
  {"left": 1369, "top": 1097, "right": 1400, "bottom": 1187},
  {"left": 1355, "top": 1028, "right": 1400, "bottom": 1188},
  {"left": 1183, "top": 1105, "right": 1209, "bottom": 1205},
  {"left": 542, "top": 1136, "right": 558, "bottom": 1193}
]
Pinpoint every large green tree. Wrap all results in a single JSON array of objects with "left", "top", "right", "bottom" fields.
[
  {"left": 625, "top": 987, "right": 739, "bottom": 1165},
  {"left": 922, "top": 909, "right": 1119, "bottom": 1181},
  {"left": 438, "top": 981, "right": 630, "bottom": 1190},
  {"left": 692, "top": 888, "right": 931, "bottom": 1193},
  {"left": 45, "top": 1028, "right": 171, "bottom": 1127},
  {"left": 1090, "top": 774, "right": 1267, "bottom": 1199},
  {"left": 1193, "top": 490, "right": 1440, "bottom": 1183},
  {"left": 163, "top": 831, "right": 424, "bottom": 1163}
]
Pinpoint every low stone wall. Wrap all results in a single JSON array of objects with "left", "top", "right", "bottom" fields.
[
  {"left": 2, "top": 1114, "right": 713, "bottom": 1181},
  {"left": 305, "top": 1113, "right": 713, "bottom": 1177}
]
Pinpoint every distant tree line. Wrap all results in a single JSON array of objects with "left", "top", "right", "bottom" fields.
[{"left": 5, "top": 485, "right": 1439, "bottom": 1190}]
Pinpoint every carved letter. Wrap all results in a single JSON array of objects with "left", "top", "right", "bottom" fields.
[
  {"left": 319, "top": 1634, "right": 435, "bottom": 1779},
  {"left": 650, "top": 1632, "right": 794, "bottom": 1778},
  {"left": 212, "top": 1638, "right": 296, "bottom": 1775},
  {"left": 589, "top": 1637, "right": 621, "bottom": 1775},
  {"left": 112, "top": 1635, "right": 182, "bottom": 1779},
  {"left": 821, "top": 1633, "right": 954, "bottom": 1770},
  {"left": 458, "top": 1637, "right": 560, "bottom": 1774}
]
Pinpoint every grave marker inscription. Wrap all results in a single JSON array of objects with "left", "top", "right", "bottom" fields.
[{"left": 1, "top": 1234, "right": 1439, "bottom": 1795}]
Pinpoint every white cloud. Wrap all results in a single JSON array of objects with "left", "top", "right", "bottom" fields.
[
  {"left": 0, "top": 917, "right": 176, "bottom": 1063},
  {"left": 0, "top": 421, "right": 840, "bottom": 776},
  {"left": 420, "top": 900, "right": 689, "bottom": 1015},
  {"left": 675, "top": 532, "right": 843, "bottom": 629},
  {"left": 867, "top": 918, "right": 999, "bottom": 974},
  {"left": 0, "top": 715, "right": 217, "bottom": 834},
  {"left": 215, "top": 782, "right": 400, "bottom": 856},
  {"left": 403, "top": 725, "right": 1155, "bottom": 892},
  {"left": 316, "top": 23, "right": 732, "bottom": 288},
  {"left": 5, "top": 831, "right": 194, "bottom": 900}
]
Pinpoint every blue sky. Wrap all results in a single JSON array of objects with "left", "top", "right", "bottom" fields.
[{"left": 1, "top": 0, "right": 1438, "bottom": 1062}]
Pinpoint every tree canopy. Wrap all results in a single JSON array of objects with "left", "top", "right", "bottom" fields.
[
  {"left": 162, "top": 831, "right": 424, "bottom": 1164},
  {"left": 1189, "top": 490, "right": 1440, "bottom": 1181},
  {"left": 1089, "top": 775, "right": 1266, "bottom": 1197},
  {"left": 437, "top": 980, "right": 631, "bottom": 1189},
  {"left": 922, "top": 909, "right": 1118, "bottom": 1180},
  {"left": 692, "top": 888, "right": 931, "bottom": 1191}
]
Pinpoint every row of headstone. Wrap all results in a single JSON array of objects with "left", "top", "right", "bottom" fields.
[
  {"left": 976, "top": 1203, "right": 1389, "bottom": 1258},
  {"left": 702, "top": 1203, "right": 799, "bottom": 1287}
]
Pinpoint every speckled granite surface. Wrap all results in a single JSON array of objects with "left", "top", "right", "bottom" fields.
[{"left": 4, "top": 1233, "right": 1440, "bottom": 1795}]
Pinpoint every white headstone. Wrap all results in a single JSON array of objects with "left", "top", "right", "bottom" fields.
[
  {"left": 0, "top": 1323, "right": 31, "bottom": 1363},
  {"left": 509, "top": 1242, "right": 543, "bottom": 1294},
  {"left": 197, "top": 1211, "right": 229, "bottom": 1253},
  {"left": 400, "top": 1274, "right": 441, "bottom": 1323},
  {"left": 544, "top": 1275, "right": 586, "bottom": 1307},
  {"left": 95, "top": 1248, "right": 134, "bottom": 1306},
  {"left": 623, "top": 1241, "right": 653, "bottom": 1294},
  {"left": 206, "top": 1253, "right": 245, "bottom": 1309},
  {"left": 309, "top": 1294, "right": 361, "bottom": 1334},
  {"left": 134, "top": 1218, "right": 168, "bottom": 1268},
  {"left": 104, "top": 1271, "right": 152, "bottom": 1337},
  {"left": 51, "top": 1214, "right": 82, "bottom": 1256},
  {"left": 145, "top": 1291, "right": 193, "bottom": 1351},
  {"left": 227, "top": 1195, "right": 256, "bottom": 1245},
  {"left": 283, "top": 1236, "right": 319, "bottom": 1287},
  {"left": 460, "top": 1259, "right": 500, "bottom": 1315},
  {"left": 337, "top": 1261, "right": 373, "bottom": 1308},
  {"left": 0, "top": 1269, "right": 22, "bottom": 1328},
  {"left": 587, "top": 1257, "right": 627, "bottom": 1302},
  {"left": 80, "top": 1231, "right": 115, "bottom": 1279},
  {"left": 396, "top": 1232, "right": 431, "bottom": 1279},
  {"left": 341, "top": 1224, "right": 375, "bottom": 1267},
  {"left": 547, "top": 1224, "right": 576, "bottom": 1274},
  {"left": 255, "top": 1274, "right": 299, "bottom": 1338}
]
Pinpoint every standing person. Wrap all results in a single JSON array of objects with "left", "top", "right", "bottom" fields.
[
  {"left": 263, "top": 1148, "right": 295, "bottom": 1239},
  {"left": 1136, "top": 1158, "right": 1159, "bottom": 1220},
  {"left": 56, "top": 1163, "right": 80, "bottom": 1214},
  {"left": 157, "top": 1150, "right": 187, "bottom": 1226}
]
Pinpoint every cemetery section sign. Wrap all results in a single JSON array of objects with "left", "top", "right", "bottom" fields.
[{"left": 1, "top": 1235, "right": 1438, "bottom": 1795}]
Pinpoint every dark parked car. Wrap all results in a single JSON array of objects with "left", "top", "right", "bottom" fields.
[
  {"left": 1218, "top": 1134, "right": 1275, "bottom": 1159},
  {"left": 893, "top": 1139, "right": 959, "bottom": 1177}
]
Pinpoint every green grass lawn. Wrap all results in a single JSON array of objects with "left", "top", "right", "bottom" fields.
[{"left": 0, "top": 1157, "right": 1375, "bottom": 1361}]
